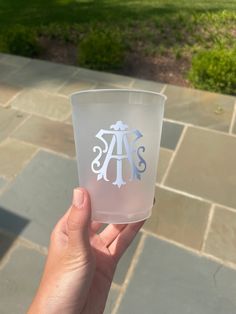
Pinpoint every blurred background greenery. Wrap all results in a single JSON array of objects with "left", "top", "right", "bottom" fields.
[{"left": 0, "top": 0, "right": 235, "bottom": 94}]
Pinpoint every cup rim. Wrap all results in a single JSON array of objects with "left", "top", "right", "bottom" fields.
[{"left": 70, "top": 88, "right": 167, "bottom": 102}]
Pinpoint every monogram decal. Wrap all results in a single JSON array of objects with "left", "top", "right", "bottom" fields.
[{"left": 91, "top": 121, "right": 146, "bottom": 187}]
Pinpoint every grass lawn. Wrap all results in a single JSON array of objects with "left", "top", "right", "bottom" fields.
[
  {"left": 0, "top": 0, "right": 235, "bottom": 92},
  {"left": 0, "top": 0, "right": 235, "bottom": 26}
]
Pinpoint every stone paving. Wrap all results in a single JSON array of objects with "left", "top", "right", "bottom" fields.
[{"left": 0, "top": 53, "right": 236, "bottom": 313}]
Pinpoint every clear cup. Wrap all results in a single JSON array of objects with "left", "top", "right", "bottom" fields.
[{"left": 71, "top": 89, "right": 166, "bottom": 223}]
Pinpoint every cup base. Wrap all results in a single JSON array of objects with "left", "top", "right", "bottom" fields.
[{"left": 91, "top": 208, "right": 152, "bottom": 224}]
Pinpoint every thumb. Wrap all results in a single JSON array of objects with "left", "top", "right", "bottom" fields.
[{"left": 67, "top": 188, "right": 91, "bottom": 250}]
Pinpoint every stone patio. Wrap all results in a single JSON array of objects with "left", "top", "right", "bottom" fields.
[{"left": 0, "top": 53, "right": 236, "bottom": 314}]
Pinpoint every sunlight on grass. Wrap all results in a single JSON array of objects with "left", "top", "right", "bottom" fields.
[
  {"left": 0, "top": 0, "right": 235, "bottom": 94},
  {"left": 56, "top": 0, "right": 77, "bottom": 5}
]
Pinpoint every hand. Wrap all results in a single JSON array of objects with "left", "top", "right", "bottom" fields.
[{"left": 28, "top": 188, "right": 144, "bottom": 314}]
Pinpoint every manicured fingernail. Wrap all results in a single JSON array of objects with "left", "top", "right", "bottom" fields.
[{"left": 73, "top": 189, "right": 84, "bottom": 208}]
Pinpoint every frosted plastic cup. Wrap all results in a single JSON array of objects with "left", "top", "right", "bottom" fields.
[{"left": 71, "top": 89, "right": 166, "bottom": 224}]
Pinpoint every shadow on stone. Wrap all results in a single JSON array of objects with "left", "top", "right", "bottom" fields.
[{"left": 0, "top": 206, "right": 29, "bottom": 260}]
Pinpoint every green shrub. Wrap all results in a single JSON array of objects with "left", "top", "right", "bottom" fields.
[
  {"left": 4, "top": 26, "right": 41, "bottom": 57},
  {"left": 38, "top": 23, "right": 81, "bottom": 43},
  {"left": 188, "top": 48, "right": 236, "bottom": 95},
  {"left": 77, "top": 30, "right": 125, "bottom": 71},
  {"left": 0, "top": 35, "right": 7, "bottom": 52}
]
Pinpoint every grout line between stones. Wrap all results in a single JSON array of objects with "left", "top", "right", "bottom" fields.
[
  {"left": 0, "top": 239, "right": 48, "bottom": 272},
  {"left": 142, "top": 228, "right": 198, "bottom": 255},
  {"left": 141, "top": 229, "right": 236, "bottom": 271},
  {"left": 0, "top": 228, "right": 47, "bottom": 263},
  {"left": 49, "top": 70, "right": 79, "bottom": 94},
  {"left": 129, "top": 79, "right": 165, "bottom": 91},
  {"left": 128, "top": 79, "right": 135, "bottom": 88},
  {"left": 160, "top": 84, "right": 167, "bottom": 94},
  {"left": 156, "top": 183, "right": 208, "bottom": 202},
  {"left": 156, "top": 182, "right": 236, "bottom": 213},
  {"left": 163, "top": 117, "right": 188, "bottom": 126},
  {"left": 8, "top": 113, "right": 32, "bottom": 137},
  {"left": 216, "top": 205, "right": 236, "bottom": 213},
  {"left": 203, "top": 252, "right": 236, "bottom": 271},
  {"left": 39, "top": 147, "right": 76, "bottom": 160},
  {"left": 161, "top": 124, "right": 188, "bottom": 185},
  {"left": 6, "top": 140, "right": 76, "bottom": 161},
  {"left": 164, "top": 117, "right": 236, "bottom": 139},
  {"left": 9, "top": 127, "right": 76, "bottom": 161},
  {"left": 130, "top": 79, "right": 135, "bottom": 88},
  {"left": 0, "top": 176, "right": 14, "bottom": 197},
  {"left": 9, "top": 105, "right": 71, "bottom": 123},
  {"left": 112, "top": 233, "right": 147, "bottom": 314},
  {"left": 0, "top": 55, "right": 31, "bottom": 68},
  {"left": 11, "top": 87, "right": 70, "bottom": 101},
  {"left": 160, "top": 146, "right": 173, "bottom": 153},
  {"left": 0, "top": 228, "right": 47, "bottom": 256},
  {"left": 8, "top": 135, "right": 38, "bottom": 150},
  {"left": 0, "top": 240, "right": 20, "bottom": 271},
  {"left": 94, "top": 82, "right": 133, "bottom": 89},
  {"left": 3, "top": 88, "right": 24, "bottom": 108},
  {"left": 10, "top": 85, "right": 72, "bottom": 98},
  {"left": 16, "top": 144, "right": 40, "bottom": 172},
  {"left": 111, "top": 80, "right": 135, "bottom": 89},
  {"left": 53, "top": 68, "right": 81, "bottom": 95},
  {"left": 0, "top": 145, "right": 40, "bottom": 197},
  {"left": 16, "top": 237, "right": 48, "bottom": 255},
  {"left": 56, "top": 81, "right": 97, "bottom": 98},
  {"left": 111, "top": 282, "right": 122, "bottom": 291},
  {"left": 128, "top": 79, "right": 136, "bottom": 88},
  {"left": 61, "top": 111, "right": 72, "bottom": 123},
  {"left": 229, "top": 100, "right": 236, "bottom": 134},
  {"left": 184, "top": 120, "right": 236, "bottom": 139},
  {"left": 201, "top": 204, "right": 215, "bottom": 252}
]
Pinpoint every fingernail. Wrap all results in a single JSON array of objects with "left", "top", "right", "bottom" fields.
[{"left": 73, "top": 189, "right": 84, "bottom": 208}]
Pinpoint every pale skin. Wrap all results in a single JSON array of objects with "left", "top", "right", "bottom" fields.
[{"left": 28, "top": 188, "right": 144, "bottom": 314}]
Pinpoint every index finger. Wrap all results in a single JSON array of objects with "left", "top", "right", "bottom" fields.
[{"left": 108, "top": 220, "right": 145, "bottom": 263}]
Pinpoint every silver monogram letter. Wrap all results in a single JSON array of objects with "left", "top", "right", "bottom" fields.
[{"left": 91, "top": 121, "right": 146, "bottom": 188}]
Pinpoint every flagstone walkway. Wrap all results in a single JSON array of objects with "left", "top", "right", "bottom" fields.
[{"left": 0, "top": 53, "right": 236, "bottom": 314}]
